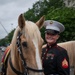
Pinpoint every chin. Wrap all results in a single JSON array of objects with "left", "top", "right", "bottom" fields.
[{"left": 47, "top": 40, "right": 54, "bottom": 43}]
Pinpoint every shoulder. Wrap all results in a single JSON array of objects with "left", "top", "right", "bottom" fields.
[
  {"left": 42, "top": 44, "right": 47, "bottom": 49},
  {"left": 42, "top": 44, "right": 47, "bottom": 53}
]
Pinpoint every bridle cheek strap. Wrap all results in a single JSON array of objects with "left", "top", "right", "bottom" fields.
[
  {"left": 9, "top": 57, "right": 44, "bottom": 75},
  {"left": 9, "top": 58, "right": 25, "bottom": 75}
]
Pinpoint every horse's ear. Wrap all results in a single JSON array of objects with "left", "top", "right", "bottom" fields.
[
  {"left": 18, "top": 14, "right": 25, "bottom": 29},
  {"left": 36, "top": 16, "right": 45, "bottom": 29}
]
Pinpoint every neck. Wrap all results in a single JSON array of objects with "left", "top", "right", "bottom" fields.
[{"left": 47, "top": 42, "right": 57, "bottom": 47}]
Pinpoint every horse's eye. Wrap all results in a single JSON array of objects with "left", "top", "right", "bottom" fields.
[{"left": 22, "top": 42, "right": 27, "bottom": 47}]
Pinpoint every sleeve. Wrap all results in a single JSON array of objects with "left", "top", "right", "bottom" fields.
[{"left": 57, "top": 49, "right": 70, "bottom": 75}]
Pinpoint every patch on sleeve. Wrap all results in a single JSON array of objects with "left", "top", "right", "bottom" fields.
[{"left": 62, "top": 58, "right": 68, "bottom": 68}]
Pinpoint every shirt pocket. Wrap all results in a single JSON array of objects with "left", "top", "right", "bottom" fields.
[{"left": 47, "top": 53, "right": 55, "bottom": 63}]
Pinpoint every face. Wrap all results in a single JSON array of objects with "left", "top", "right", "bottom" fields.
[{"left": 45, "top": 32, "right": 59, "bottom": 45}]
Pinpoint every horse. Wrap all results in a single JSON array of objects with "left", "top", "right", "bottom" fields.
[
  {"left": 1, "top": 14, "right": 45, "bottom": 75},
  {"left": 58, "top": 41, "right": 75, "bottom": 75}
]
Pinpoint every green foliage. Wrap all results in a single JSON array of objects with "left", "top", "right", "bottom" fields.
[
  {"left": 24, "top": 9, "right": 36, "bottom": 21},
  {"left": 0, "top": 29, "right": 15, "bottom": 46},
  {"left": 23, "top": 0, "right": 66, "bottom": 43},
  {"left": 0, "top": 0, "right": 75, "bottom": 46},
  {"left": 0, "top": 39, "right": 7, "bottom": 46},
  {"left": 40, "top": 27, "right": 45, "bottom": 43},
  {"left": 7, "top": 29, "right": 15, "bottom": 42}
]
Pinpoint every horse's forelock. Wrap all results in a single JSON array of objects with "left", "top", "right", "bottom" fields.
[
  {"left": 23, "top": 21, "right": 41, "bottom": 42},
  {"left": 11, "top": 21, "right": 41, "bottom": 44}
]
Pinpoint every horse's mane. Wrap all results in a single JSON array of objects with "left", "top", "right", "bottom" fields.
[
  {"left": 24, "top": 21, "right": 41, "bottom": 41},
  {"left": 11, "top": 26, "right": 20, "bottom": 58},
  {"left": 11, "top": 21, "right": 41, "bottom": 58}
]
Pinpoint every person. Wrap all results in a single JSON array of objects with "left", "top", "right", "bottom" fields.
[{"left": 42, "top": 20, "right": 70, "bottom": 75}]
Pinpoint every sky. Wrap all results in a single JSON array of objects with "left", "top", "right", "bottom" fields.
[{"left": 0, "top": 0, "right": 39, "bottom": 39}]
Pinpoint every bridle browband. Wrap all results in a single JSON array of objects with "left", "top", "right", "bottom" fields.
[{"left": 9, "top": 32, "right": 44, "bottom": 75}]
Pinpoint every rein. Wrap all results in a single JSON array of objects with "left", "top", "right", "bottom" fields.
[{"left": 9, "top": 32, "right": 43, "bottom": 75}]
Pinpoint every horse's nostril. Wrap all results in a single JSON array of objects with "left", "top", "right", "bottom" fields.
[{"left": 22, "top": 42, "right": 27, "bottom": 47}]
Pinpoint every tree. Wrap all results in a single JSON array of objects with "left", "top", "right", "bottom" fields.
[{"left": 0, "top": 0, "right": 75, "bottom": 46}]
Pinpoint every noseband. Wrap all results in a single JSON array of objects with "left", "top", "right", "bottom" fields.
[{"left": 9, "top": 32, "right": 43, "bottom": 75}]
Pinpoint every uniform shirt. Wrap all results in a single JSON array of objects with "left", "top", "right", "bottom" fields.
[{"left": 42, "top": 43, "right": 70, "bottom": 75}]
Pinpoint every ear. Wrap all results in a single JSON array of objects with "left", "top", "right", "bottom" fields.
[
  {"left": 36, "top": 16, "right": 45, "bottom": 29},
  {"left": 18, "top": 14, "right": 25, "bottom": 29},
  {"left": 57, "top": 35, "right": 60, "bottom": 40}
]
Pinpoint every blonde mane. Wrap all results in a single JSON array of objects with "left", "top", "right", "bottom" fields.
[
  {"left": 24, "top": 21, "right": 41, "bottom": 42},
  {"left": 11, "top": 26, "right": 20, "bottom": 58}
]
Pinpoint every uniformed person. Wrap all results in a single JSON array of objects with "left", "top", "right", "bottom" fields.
[{"left": 42, "top": 20, "right": 70, "bottom": 75}]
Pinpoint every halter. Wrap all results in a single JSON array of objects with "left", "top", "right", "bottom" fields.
[{"left": 9, "top": 32, "right": 44, "bottom": 75}]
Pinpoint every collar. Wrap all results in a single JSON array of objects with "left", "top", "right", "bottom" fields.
[{"left": 47, "top": 42, "right": 57, "bottom": 49}]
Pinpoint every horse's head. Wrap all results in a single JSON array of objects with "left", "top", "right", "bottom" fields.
[{"left": 11, "top": 14, "right": 45, "bottom": 75}]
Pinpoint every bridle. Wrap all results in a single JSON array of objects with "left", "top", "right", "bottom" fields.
[{"left": 9, "top": 32, "right": 44, "bottom": 75}]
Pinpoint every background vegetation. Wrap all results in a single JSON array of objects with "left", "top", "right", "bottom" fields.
[{"left": 0, "top": 0, "right": 75, "bottom": 46}]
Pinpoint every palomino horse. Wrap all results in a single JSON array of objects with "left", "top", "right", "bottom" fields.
[
  {"left": 2, "top": 14, "right": 45, "bottom": 75},
  {"left": 58, "top": 41, "right": 75, "bottom": 75}
]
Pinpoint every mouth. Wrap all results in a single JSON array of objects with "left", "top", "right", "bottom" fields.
[{"left": 47, "top": 37, "right": 54, "bottom": 40}]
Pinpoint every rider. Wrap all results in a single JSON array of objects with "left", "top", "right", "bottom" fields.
[{"left": 42, "top": 20, "right": 70, "bottom": 75}]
